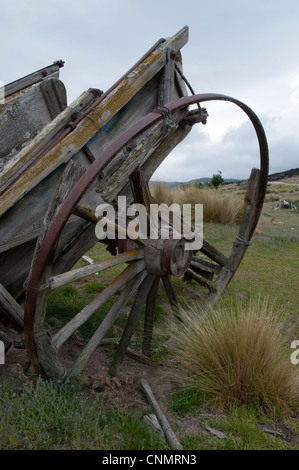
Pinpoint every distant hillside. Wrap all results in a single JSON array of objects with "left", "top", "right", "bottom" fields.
[
  {"left": 149, "top": 177, "right": 238, "bottom": 188},
  {"left": 150, "top": 168, "right": 299, "bottom": 187},
  {"left": 267, "top": 168, "right": 299, "bottom": 181}
]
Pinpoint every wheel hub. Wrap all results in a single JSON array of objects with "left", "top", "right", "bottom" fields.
[{"left": 144, "top": 238, "right": 192, "bottom": 277}]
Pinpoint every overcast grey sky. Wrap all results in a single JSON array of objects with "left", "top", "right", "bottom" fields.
[{"left": 1, "top": 0, "right": 299, "bottom": 181}]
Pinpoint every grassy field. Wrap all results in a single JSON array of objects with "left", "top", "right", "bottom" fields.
[{"left": 0, "top": 180, "right": 298, "bottom": 450}]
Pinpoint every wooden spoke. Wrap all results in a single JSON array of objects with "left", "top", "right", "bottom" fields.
[
  {"left": 213, "top": 168, "right": 261, "bottom": 292},
  {"left": 73, "top": 204, "right": 101, "bottom": 224},
  {"left": 129, "top": 169, "right": 153, "bottom": 214},
  {"left": 53, "top": 259, "right": 145, "bottom": 349},
  {"left": 73, "top": 203, "right": 147, "bottom": 248},
  {"left": 129, "top": 168, "right": 154, "bottom": 236},
  {"left": 161, "top": 274, "right": 178, "bottom": 307},
  {"left": 67, "top": 269, "right": 148, "bottom": 379},
  {"left": 185, "top": 268, "right": 217, "bottom": 292},
  {"left": 199, "top": 240, "right": 228, "bottom": 267},
  {"left": 142, "top": 276, "right": 160, "bottom": 356},
  {"left": 190, "top": 255, "right": 221, "bottom": 278},
  {"left": 109, "top": 274, "right": 155, "bottom": 377},
  {"left": 0, "top": 282, "right": 24, "bottom": 330},
  {"left": 43, "top": 249, "right": 143, "bottom": 291}
]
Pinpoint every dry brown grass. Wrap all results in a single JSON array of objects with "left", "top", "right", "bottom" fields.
[
  {"left": 169, "top": 297, "right": 299, "bottom": 414},
  {"left": 150, "top": 183, "right": 244, "bottom": 225}
]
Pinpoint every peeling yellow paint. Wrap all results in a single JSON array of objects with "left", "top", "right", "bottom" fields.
[{"left": 0, "top": 27, "right": 188, "bottom": 218}]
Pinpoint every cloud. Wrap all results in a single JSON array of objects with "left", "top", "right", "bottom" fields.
[
  {"left": 152, "top": 110, "right": 298, "bottom": 182},
  {"left": 1, "top": 0, "right": 299, "bottom": 181}
]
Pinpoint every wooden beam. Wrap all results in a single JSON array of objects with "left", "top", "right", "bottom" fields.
[
  {"left": 0, "top": 282, "right": 24, "bottom": 330},
  {"left": 158, "top": 47, "right": 175, "bottom": 105},
  {"left": 140, "top": 378, "right": 183, "bottom": 450},
  {"left": 0, "top": 28, "right": 189, "bottom": 217},
  {"left": 0, "top": 89, "right": 95, "bottom": 197},
  {"left": 2, "top": 61, "right": 64, "bottom": 98}
]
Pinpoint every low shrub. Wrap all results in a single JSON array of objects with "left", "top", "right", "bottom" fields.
[{"left": 169, "top": 297, "right": 299, "bottom": 415}]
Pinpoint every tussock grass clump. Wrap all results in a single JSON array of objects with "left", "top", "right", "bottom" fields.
[
  {"left": 170, "top": 298, "right": 299, "bottom": 414},
  {"left": 151, "top": 183, "right": 244, "bottom": 225},
  {"left": 150, "top": 182, "right": 176, "bottom": 206},
  {"left": 178, "top": 185, "right": 244, "bottom": 225}
]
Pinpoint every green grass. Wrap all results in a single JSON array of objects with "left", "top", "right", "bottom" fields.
[
  {"left": 1, "top": 182, "right": 299, "bottom": 450},
  {"left": 179, "top": 405, "right": 296, "bottom": 450},
  {"left": 0, "top": 378, "right": 168, "bottom": 450}
]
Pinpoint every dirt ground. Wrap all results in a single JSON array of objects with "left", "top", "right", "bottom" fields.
[
  {"left": 2, "top": 338, "right": 203, "bottom": 437},
  {"left": 1, "top": 174, "right": 298, "bottom": 446},
  {"left": 2, "top": 336, "right": 299, "bottom": 447}
]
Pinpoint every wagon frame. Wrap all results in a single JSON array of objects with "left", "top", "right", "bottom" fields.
[{"left": 0, "top": 26, "right": 268, "bottom": 380}]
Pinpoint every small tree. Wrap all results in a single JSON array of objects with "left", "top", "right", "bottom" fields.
[{"left": 211, "top": 170, "right": 224, "bottom": 190}]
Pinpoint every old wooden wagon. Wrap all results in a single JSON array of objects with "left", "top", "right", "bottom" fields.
[{"left": 0, "top": 26, "right": 269, "bottom": 380}]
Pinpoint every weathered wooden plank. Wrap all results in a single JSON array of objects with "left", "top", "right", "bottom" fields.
[
  {"left": 67, "top": 269, "right": 148, "bottom": 378},
  {"left": 26, "top": 160, "right": 86, "bottom": 288},
  {"left": 161, "top": 274, "right": 177, "bottom": 307},
  {"left": 0, "top": 282, "right": 24, "bottom": 329},
  {"left": 44, "top": 249, "right": 144, "bottom": 290},
  {"left": 158, "top": 47, "right": 175, "bottom": 105},
  {"left": 200, "top": 240, "right": 228, "bottom": 267},
  {"left": 1, "top": 61, "right": 64, "bottom": 98},
  {"left": 40, "top": 78, "right": 67, "bottom": 120},
  {"left": 0, "top": 89, "right": 95, "bottom": 197},
  {"left": 0, "top": 215, "right": 88, "bottom": 255},
  {"left": 142, "top": 276, "right": 160, "bottom": 356},
  {"left": 0, "top": 27, "right": 189, "bottom": 217},
  {"left": 109, "top": 274, "right": 155, "bottom": 377},
  {"left": 130, "top": 169, "right": 153, "bottom": 214},
  {"left": 129, "top": 168, "right": 153, "bottom": 234},
  {"left": 174, "top": 53, "right": 189, "bottom": 98},
  {"left": 53, "top": 260, "right": 145, "bottom": 350},
  {"left": 0, "top": 78, "right": 67, "bottom": 173},
  {"left": 207, "top": 168, "right": 261, "bottom": 306},
  {"left": 140, "top": 378, "right": 183, "bottom": 450},
  {"left": 0, "top": 227, "right": 40, "bottom": 254},
  {"left": 220, "top": 168, "right": 260, "bottom": 276},
  {"left": 98, "top": 109, "right": 191, "bottom": 202},
  {"left": 24, "top": 161, "right": 100, "bottom": 378},
  {"left": 185, "top": 268, "right": 217, "bottom": 292}
]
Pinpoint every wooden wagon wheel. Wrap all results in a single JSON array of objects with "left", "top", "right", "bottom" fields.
[{"left": 24, "top": 93, "right": 268, "bottom": 380}]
